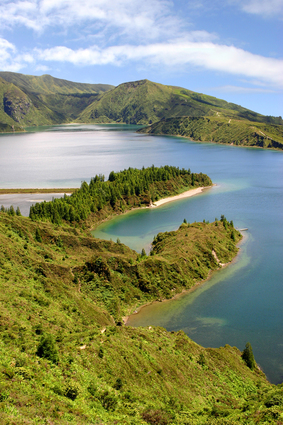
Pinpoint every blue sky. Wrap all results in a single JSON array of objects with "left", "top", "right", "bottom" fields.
[{"left": 0, "top": 0, "right": 282, "bottom": 117}]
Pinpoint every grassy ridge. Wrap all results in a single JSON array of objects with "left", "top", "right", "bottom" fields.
[
  {"left": 0, "top": 72, "right": 114, "bottom": 130},
  {"left": 140, "top": 116, "right": 283, "bottom": 150},
  {"left": 1, "top": 210, "right": 282, "bottom": 424},
  {"left": 77, "top": 79, "right": 283, "bottom": 126},
  {"left": 1, "top": 73, "right": 282, "bottom": 132}
]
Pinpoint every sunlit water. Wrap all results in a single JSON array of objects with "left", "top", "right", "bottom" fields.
[{"left": 1, "top": 124, "right": 282, "bottom": 383}]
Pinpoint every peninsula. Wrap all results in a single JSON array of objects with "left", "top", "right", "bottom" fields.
[{"left": 0, "top": 166, "right": 280, "bottom": 424}]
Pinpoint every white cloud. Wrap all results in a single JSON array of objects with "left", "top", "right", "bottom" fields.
[
  {"left": 0, "top": 37, "right": 34, "bottom": 72},
  {"left": 210, "top": 85, "right": 277, "bottom": 93},
  {"left": 35, "top": 41, "right": 283, "bottom": 87},
  {"left": 0, "top": 0, "right": 181, "bottom": 40},
  {"left": 233, "top": 0, "right": 283, "bottom": 18}
]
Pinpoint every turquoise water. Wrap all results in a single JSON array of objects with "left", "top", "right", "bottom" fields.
[{"left": 1, "top": 125, "right": 282, "bottom": 383}]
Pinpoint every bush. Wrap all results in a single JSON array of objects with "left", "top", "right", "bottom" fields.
[
  {"left": 113, "top": 378, "right": 123, "bottom": 390},
  {"left": 64, "top": 381, "right": 80, "bottom": 400},
  {"left": 36, "top": 334, "right": 59, "bottom": 364},
  {"left": 142, "top": 409, "right": 169, "bottom": 425},
  {"left": 99, "top": 390, "right": 117, "bottom": 411}
]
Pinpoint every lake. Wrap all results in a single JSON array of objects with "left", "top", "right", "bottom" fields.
[{"left": 1, "top": 124, "right": 282, "bottom": 383}]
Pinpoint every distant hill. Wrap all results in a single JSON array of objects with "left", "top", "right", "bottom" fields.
[
  {"left": 77, "top": 79, "right": 283, "bottom": 126},
  {"left": 0, "top": 72, "right": 114, "bottom": 130},
  {"left": 139, "top": 116, "right": 283, "bottom": 150},
  {"left": 0, "top": 73, "right": 282, "bottom": 132}
]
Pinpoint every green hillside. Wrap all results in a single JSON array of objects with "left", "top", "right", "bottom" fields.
[
  {"left": 140, "top": 116, "right": 283, "bottom": 150},
  {"left": 0, "top": 72, "right": 114, "bottom": 130},
  {"left": 0, "top": 72, "right": 112, "bottom": 95},
  {"left": 0, "top": 76, "right": 63, "bottom": 129},
  {"left": 1, "top": 202, "right": 282, "bottom": 424},
  {"left": 77, "top": 79, "right": 283, "bottom": 126},
  {"left": 0, "top": 73, "right": 282, "bottom": 132}
]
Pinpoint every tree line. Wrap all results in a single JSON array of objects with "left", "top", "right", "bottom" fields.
[{"left": 29, "top": 165, "right": 212, "bottom": 224}]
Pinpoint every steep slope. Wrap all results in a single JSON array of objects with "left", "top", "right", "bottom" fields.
[
  {"left": 77, "top": 79, "right": 283, "bottom": 126},
  {"left": 0, "top": 72, "right": 113, "bottom": 95},
  {"left": 0, "top": 209, "right": 280, "bottom": 425},
  {"left": 0, "top": 72, "right": 114, "bottom": 129},
  {"left": 139, "top": 116, "right": 283, "bottom": 150},
  {"left": 0, "top": 76, "right": 63, "bottom": 130}
]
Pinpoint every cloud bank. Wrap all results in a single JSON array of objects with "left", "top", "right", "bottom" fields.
[
  {"left": 0, "top": 0, "right": 282, "bottom": 90},
  {"left": 35, "top": 41, "right": 283, "bottom": 87}
]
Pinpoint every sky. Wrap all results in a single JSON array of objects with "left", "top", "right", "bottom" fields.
[{"left": 0, "top": 0, "right": 282, "bottom": 117}]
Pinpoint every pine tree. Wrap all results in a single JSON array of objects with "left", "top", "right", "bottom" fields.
[{"left": 242, "top": 342, "right": 256, "bottom": 370}]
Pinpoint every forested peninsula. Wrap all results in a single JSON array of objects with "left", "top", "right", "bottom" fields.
[
  {"left": 0, "top": 166, "right": 282, "bottom": 424},
  {"left": 29, "top": 165, "right": 212, "bottom": 226}
]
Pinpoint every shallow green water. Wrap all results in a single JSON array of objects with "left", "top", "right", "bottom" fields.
[{"left": 1, "top": 124, "right": 282, "bottom": 383}]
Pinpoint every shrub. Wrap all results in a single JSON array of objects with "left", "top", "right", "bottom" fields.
[
  {"left": 35, "top": 228, "right": 42, "bottom": 242},
  {"left": 64, "top": 381, "right": 80, "bottom": 400},
  {"left": 113, "top": 378, "right": 123, "bottom": 390},
  {"left": 99, "top": 390, "right": 117, "bottom": 411},
  {"left": 15, "top": 367, "right": 32, "bottom": 380},
  {"left": 142, "top": 409, "right": 169, "bottom": 425},
  {"left": 36, "top": 334, "right": 59, "bottom": 364},
  {"left": 87, "top": 382, "right": 97, "bottom": 396}
]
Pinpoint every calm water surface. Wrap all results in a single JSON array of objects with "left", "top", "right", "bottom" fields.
[{"left": 1, "top": 124, "right": 282, "bottom": 383}]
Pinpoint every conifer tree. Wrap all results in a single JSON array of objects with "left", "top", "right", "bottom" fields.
[{"left": 242, "top": 342, "right": 256, "bottom": 370}]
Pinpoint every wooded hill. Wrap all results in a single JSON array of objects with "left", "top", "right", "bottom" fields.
[
  {"left": 139, "top": 116, "right": 283, "bottom": 150},
  {"left": 0, "top": 72, "right": 282, "bottom": 133},
  {"left": 1, "top": 191, "right": 282, "bottom": 423}
]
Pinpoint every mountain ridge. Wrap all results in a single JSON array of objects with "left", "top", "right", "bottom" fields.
[{"left": 0, "top": 72, "right": 282, "bottom": 134}]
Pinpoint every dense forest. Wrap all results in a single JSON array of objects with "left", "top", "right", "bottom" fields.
[{"left": 29, "top": 165, "right": 212, "bottom": 225}]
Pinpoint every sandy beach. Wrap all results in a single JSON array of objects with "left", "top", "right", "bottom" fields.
[{"left": 150, "top": 186, "right": 206, "bottom": 207}]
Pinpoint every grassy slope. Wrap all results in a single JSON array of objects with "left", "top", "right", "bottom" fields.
[
  {"left": 77, "top": 79, "right": 283, "bottom": 126},
  {"left": 0, "top": 72, "right": 113, "bottom": 95},
  {"left": 0, "top": 76, "right": 64, "bottom": 129},
  {"left": 0, "top": 72, "right": 114, "bottom": 130},
  {"left": 140, "top": 116, "right": 283, "bottom": 150},
  {"left": 0, "top": 211, "right": 282, "bottom": 424},
  {"left": 1, "top": 74, "right": 282, "bottom": 132}
]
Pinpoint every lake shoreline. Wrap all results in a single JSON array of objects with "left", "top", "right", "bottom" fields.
[
  {"left": 91, "top": 185, "right": 212, "bottom": 233},
  {"left": 141, "top": 131, "right": 282, "bottom": 151},
  {"left": 0, "top": 188, "right": 77, "bottom": 194},
  {"left": 123, "top": 232, "right": 246, "bottom": 326}
]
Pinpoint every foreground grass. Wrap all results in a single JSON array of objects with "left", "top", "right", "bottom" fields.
[{"left": 0, "top": 211, "right": 282, "bottom": 424}]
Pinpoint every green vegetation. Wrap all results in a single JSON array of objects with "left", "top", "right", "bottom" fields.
[
  {"left": 0, "top": 72, "right": 113, "bottom": 130},
  {"left": 140, "top": 116, "right": 283, "bottom": 150},
  {"left": 0, "top": 166, "right": 282, "bottom": 423},
  {"left": 77, "top": 79, "right": 283, "bottom": 126},
  {"left": 0, "top": 206, "right": 281, "bottom": 424},
  {"left": 29, "top": 165, "right": 212, "bottom": 225},
  {"left": 242, "top": 343, "right": 256, "bottom": 371},
  {"left": 0, "top": 188, "right": 76, "bottom": 195},
  {"left": 1, "top": 73, "right": 282, "bottom": 132}
]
